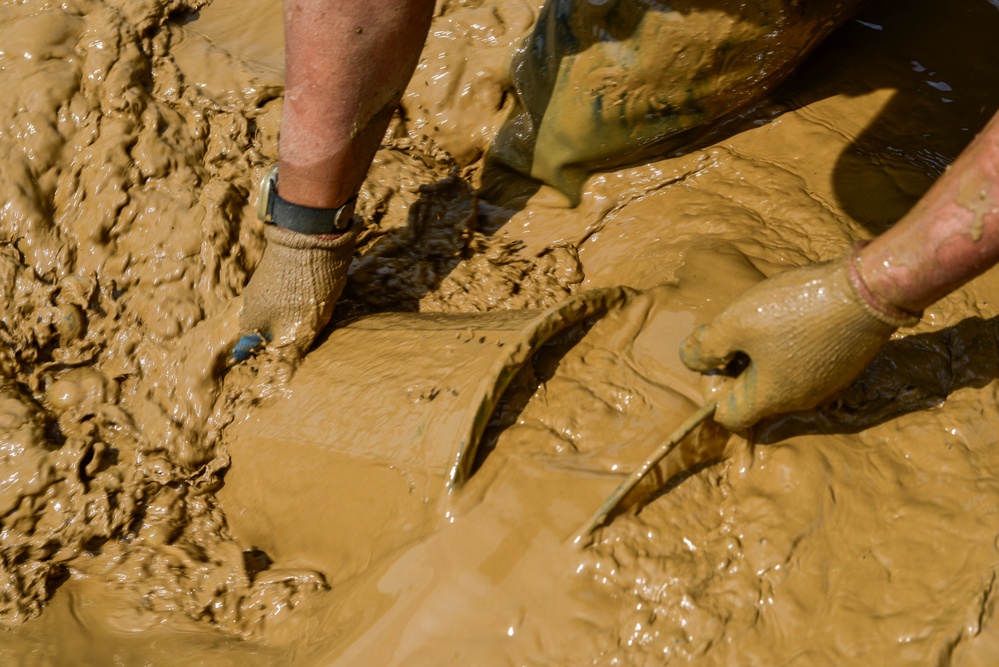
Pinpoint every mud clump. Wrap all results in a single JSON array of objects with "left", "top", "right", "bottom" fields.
[{"left": 0, "top": 0, "right": 334, "bottom": 636}]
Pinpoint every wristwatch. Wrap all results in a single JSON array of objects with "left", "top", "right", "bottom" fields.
[{"left": 256, "top": 165, "right": 356, "bottom": 234}]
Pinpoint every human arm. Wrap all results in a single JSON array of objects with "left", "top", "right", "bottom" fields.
[
  {"left": 680, "top": 109, "right": 999, "bottom": 430},
  {"left": 857, "top": 110, "right": 999, "bottom": 312},
  {"left": 277, "top": 0, "right": 435, "bottom": 209},
  {"left": 235, "top": 0, "right": 435, "bottom": 360}
]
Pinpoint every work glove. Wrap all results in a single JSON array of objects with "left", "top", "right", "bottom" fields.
[
  {"left": 679, "top": 250, "right": 921, "bottom": 430},
  {"left": 233, "top": 224, "right": 357, "bottom": 361}
]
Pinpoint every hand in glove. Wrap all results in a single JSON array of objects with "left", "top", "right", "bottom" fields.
[
  {"left": 679, "top": 249, "right": 921, "bottom": 430},
  {"left": 233, "top": 224, "right": 356, "bottom": 361}
]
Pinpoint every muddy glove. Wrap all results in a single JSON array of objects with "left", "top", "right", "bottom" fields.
[
  {"left": 233, "top": 167, "right": 358, "bottom": 361},
  {"left": 679, "top": 248, "right": 921, "bottom": 430}
]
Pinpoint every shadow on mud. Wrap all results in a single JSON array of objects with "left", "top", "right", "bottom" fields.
[
  {"left": 755, "top": 314, "right": 999, "bottom": 444},
  {"left": 778, "top": 0, "right": 999, "bottom": 238}
]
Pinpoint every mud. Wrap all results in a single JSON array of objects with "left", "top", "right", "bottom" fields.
[{"left": 3, "top": 0, "right": 999, "bottom": 665}]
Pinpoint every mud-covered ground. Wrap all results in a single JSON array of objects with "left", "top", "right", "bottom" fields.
[{"left": 3, "top": 0, "right": 999, "bottom": 664}]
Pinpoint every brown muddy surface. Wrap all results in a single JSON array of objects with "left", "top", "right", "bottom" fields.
[{"left": 3, "top": 0, "right": 999, "bottom": 664}]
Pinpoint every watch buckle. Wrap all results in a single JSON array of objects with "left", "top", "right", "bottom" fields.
[{"left": 257, "top": 164, "right": 279, "bottom": 223}]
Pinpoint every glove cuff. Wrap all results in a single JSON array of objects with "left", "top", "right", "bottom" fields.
[
  {"left": 846, "top": 242, "right": 922, "bottom": 328},
  {"left": 262, "top": 219, "right": 358, "bottom": 251}
]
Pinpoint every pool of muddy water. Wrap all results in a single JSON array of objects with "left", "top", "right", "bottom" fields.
[{"left": 3, "top": 0, "right": 999, "bottom": 664}]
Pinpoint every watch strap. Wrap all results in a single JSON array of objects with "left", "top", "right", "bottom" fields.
[
  {"left": 257, "top": 165, "right": 356, "bottom": 235},
  {"left": 268, "top": 191, "right": 356, "bottom": 235}
]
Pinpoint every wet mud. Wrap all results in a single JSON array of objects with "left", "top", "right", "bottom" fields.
[{"left": 3, "top": 0, "right": 999, "bottom": 664}]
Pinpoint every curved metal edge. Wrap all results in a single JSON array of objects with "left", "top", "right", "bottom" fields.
[
  {"left": 445, "top": 286, "right": 637, "bottom": 492},
  {"left": 570, "top": 401, "right": 717, "bottom": 547}
]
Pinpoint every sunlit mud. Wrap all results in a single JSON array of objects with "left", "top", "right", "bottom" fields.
[{"left": 2, "top": 0, "right": 999, "bottom": 665}]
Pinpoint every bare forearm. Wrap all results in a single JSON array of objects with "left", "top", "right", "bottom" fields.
[
  {"left": 279, "top": 0, "right": 435, "bottom": 208},
  {"left": 858, "top": 110, "right": 999, "bottom": 313}
]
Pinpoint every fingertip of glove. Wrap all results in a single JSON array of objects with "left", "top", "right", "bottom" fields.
[
  {"left": 231, "top": 332, "right": 271, "bottom": 362},
  {"left": 713, "top": 375, "right": 759, "bottom": 432},
  {"left": 713, "top": 401, "right": 749, "bottom": 432},
  {"left": 679, "top": 325, "right": 714, "bottom": 372}
]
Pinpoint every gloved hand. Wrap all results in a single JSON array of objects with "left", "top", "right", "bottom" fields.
[
  {"left": 679, "top": 251, "right": 921, "bottom": 430},
  {"left": 233, "top": 224, "right": 357, "bottom": 361}
]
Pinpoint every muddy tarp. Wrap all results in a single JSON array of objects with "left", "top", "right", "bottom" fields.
[{"left": 488, "top": 0, "right": 869, "bottom": 202}]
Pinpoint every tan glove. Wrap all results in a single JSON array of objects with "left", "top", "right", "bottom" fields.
[
  {"left": 235, "top": 224, "right": 356, "bottom": 360},
  {"left": 679, "top": 250, "right": 921, "bottom": 430}
]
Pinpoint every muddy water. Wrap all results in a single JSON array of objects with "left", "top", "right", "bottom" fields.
[{"left": 3, "top": 0, "right": 999, "bottom": 664}]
